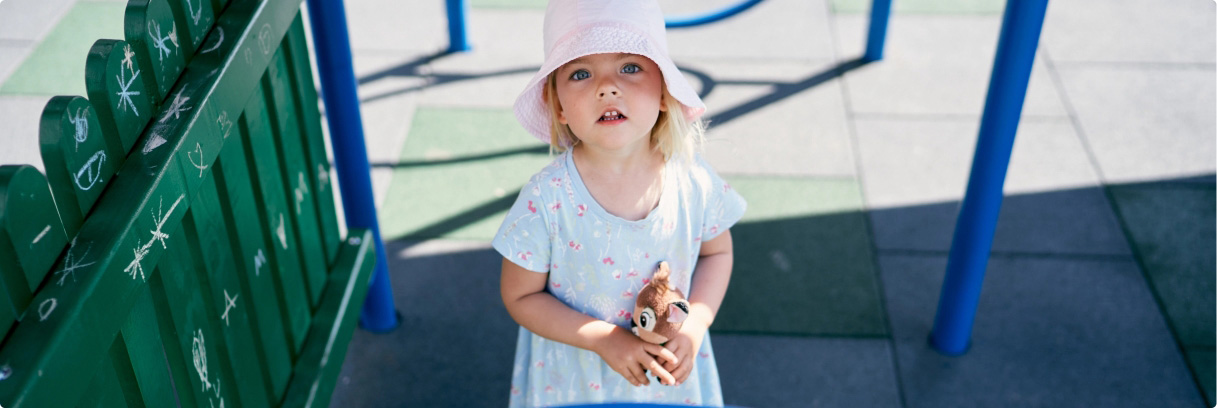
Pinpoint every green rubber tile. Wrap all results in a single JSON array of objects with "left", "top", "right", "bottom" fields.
[
  {"left": 831, "top": 0, "right": 1004, "bottom": 14},
  {"left": 1186, "top": 347, "right": 1216, "bottom": 407},
  {"left": 1108, "top": 184, "right": 1216, "bottom": 348},
  {"left": 380, "top": 107, "right": 552, "bottom": 241},
  {"left": 0, "top": 1, "right": 125, "bottom": 96},
  {"left": 471, "top": 0, "right": 547, "bottom": 9},
  {"left": 712, "top": 177, "right": 888, "bottom": 336}
]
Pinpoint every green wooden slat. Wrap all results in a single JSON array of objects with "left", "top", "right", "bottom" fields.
[
  {"left": 0, "top": 166, "right": 68, "bottom": 303},
  {"left": 148, "top": 272, "right": 201, "bottom": 408},
  {"left": 240, "top": 83, "right": 311, "bottom": 355},
  {"left": 125, "top": 0, "right": 187, "bottom": 103},
  {"left": 185, "top": 172, "right": 273, "bottom": 407},
  {"left": 40, "top": 96, "right": 123, "bottom": 233},
  {"left": 167, "top": 0, "right": 210, "bottom": 58},
  {"left": 86, "top": 39, "right": 158, "bottom": 155},
  {"left": 106, "top": 334, "right": 148, "bottom": 408},
  {"left": 264, "top": 47, "right": 326, "bottom": 307},
  {"left": 75, "top": 344, "right": 130, "bottom": 408},
  {"left": 212, "top": 124, "right": 293, "bottom": 399},
  {"left": 120, "top": 286, "right": 183, "bottom": 407},
  {"left": 283, "top": 16, "right": 341, "bottom": 267},
  {"left": 282, "top": 229, "right": 377, "bottom": 407}
]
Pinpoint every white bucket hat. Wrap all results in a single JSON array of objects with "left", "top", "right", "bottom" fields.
[{"left": 513, "top": 0, "right": 706, "bottom": 145}]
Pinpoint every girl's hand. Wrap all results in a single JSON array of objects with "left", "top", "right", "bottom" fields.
[
  {"left": 594, "top": 327, "right": 679, "bottom": 387},
  {"left": 662, "top": 319, "right": 708, "bottom": 386}
]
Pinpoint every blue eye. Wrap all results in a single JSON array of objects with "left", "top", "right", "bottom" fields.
[
  {"left": 570, "top": 70, "right": 590, "bottom": 80},
  {"left": 621, "top": 63, "right": 641, "bottom": 74}
]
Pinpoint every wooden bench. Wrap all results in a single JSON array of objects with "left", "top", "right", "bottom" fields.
[{"left": 0, "top": 0, "right": 376, "bottom": 406}]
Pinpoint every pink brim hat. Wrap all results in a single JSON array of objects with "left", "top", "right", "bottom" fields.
[{"left": 513, "top": 0, "right": 706, "bottom": 146}]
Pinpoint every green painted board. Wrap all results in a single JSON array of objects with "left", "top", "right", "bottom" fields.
[
  {"left": 170, "top": 0, "right": 215, "bottom": 58},
  {"left": 265, "top": 48, "right": 327, "bottom": 306},
  {"left": 240, "top": 84, "right": 311, "bottom": 355},
  {"left": 126, "top": 0, "right": 187, "bottom": 103},
  {"left": 40, "top": 96, "right": 124, "bottom": 231},
  {"left": 147, "top": 271, "right": 202, "bottom": 408},
  {"left": 86, "top": 39, "right": 158, "bottom": 155},
  {"left": 283, "top": 16, "right": 341, "bottom": 267},
  {"left": 75, "top": 344, "right": 131, "bottom": 408},
  {"left": 0, "top": 166, "right": 69, "bottom": 304},
  {"left": 121, "top": 286, "right": 185, "bottom": 407}
]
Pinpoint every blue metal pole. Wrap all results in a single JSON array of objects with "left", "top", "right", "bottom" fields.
[
  {"left": 306, "top": 0, "right": 401, "bottom": 333},
  {"left": 863, "top": 0, "right": 892, "bottom": 61},
  {"left": 446, "top": 0, "right": 471, "bottom": 53},
  {"left": 929, "top": 0, "right": 1049, "bottom": 356},
  {"left": 665, "top": 0, "right": 764, "bottom": 28}
]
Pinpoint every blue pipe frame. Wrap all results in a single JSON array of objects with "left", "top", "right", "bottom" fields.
[
  {"left": 929, "top": 0, "right": 1050, "bottom": 356},
  {"left": 664, "top": 0, "right": 764, "bottom": 28},
  {"left": 306, "top": 0, "right": 401, "bottom": 333}
]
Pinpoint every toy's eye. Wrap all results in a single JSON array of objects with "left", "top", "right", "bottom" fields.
[
  {"left": 570, "top": 69, "right": 590, "bottom": 81},
  {"left": 621, "top": 63, "right": 641, "bottom": 74},
  {"left": 640, "top": 308, "right": 656, "bottom": 331}
]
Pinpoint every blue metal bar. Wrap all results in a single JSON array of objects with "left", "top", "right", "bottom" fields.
[
  {"left": 446, "top": 0, "right": 471, "bottom": 52},
  {"left": 864, "top": 0, "right": 892, "bottom": 61},
  {"left": 929, "top": 0, "right": 1049, "bottom": 356},
  {"left": 306, "top": 0, "right": 401, "bottom": 333},
  {"left": 665, "top": 0, "right": 763, "bottom": 28}
]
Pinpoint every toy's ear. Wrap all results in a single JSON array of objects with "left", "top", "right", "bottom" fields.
[{"left": 667, "top": 301, "right": 689, "bottom": 324}]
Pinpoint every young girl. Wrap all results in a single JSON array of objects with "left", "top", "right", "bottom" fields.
[{"left": 495, "top": 0, "right": 746, "bottom": 405}]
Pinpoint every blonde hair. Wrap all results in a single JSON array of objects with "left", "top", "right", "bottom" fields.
[{"left": 544, "top": 72, "right": 705, "bottom": 164}]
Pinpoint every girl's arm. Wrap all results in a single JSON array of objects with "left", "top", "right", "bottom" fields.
[
  {"left": 664, "top": 229, "right": 734, "bottom": 384},
  {"left": 500, "top": 258, "right": 679, "bottom": 386}
]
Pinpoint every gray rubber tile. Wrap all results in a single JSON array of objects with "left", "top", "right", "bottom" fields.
[
  {"left": 855, "top": 118, "right": 1130, "bottom": 255},
  {"left": 0, "top": 0, "right": 75, "bottom": 42},
  {"left": 1054, "top": 65, "right": 1216, "bottom": 184},
  {"left": 1108, "top": 183, "right": 1215, "bottom": 348},
  {"left": 0, "top": 42, "right": 33, "bottom": 86},
  {"left": 834, "top": 15, "right": 1067, "bottom": 117},
  {"left": 666, "top": 0, "right": 835, "bottom": 62},
  {"left": 0, "top": 95, "right": 53, "bottom": 170},
  {"left": 420, "top": 48, "right": 540, "bottom": 110},
  {"left": 695, "top": 59, "right": 854, "bottom": 177},
  {"left": 713, "top": 334, "right": 902, "bottom": 408},
  {"left": 350, "top": 53, "right": 426, "bottom": 207},
  {"left": 880, "top": 254, "right": 1205, "bottom": 408},
  {"left": 343, "top": 0, "right": 447, "bottom": 53},
  {"left": 1042, "top": 0, "right": 1216, "bottom": 64}
]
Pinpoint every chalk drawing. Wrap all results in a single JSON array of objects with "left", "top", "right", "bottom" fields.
[
  {"left": 221, "top": 289, "right": 238, "bottom": 326},
  {"left": 0, "top": 365, "right": 10, "bottom": 381},
  {"left": 254, "top": 248, "right": 267, "bottom": 276},
  {"left": 188, "top": 143, "right": 208, "bottom": 177},
  {"left": 159, "top": 89, "right": 192, "bottom": 123},
  {"left": 216, "top": 111, "right": 233, "bottom": 139},
  {"left": 187, "top": 0, "right": 202, "bottom": 25},
  {"left": 74, "top": 150, "right": 107, "bottom": 190},
  {"left": 70, "top": 106, "right": 89, "bottom": 151},
  {"left": 276, "top": 214, "right": 288, "bottom": 249},
  {"left": 116, "top": 69, "right": 142, "bottom": 117},
  {"left": 55, "top": 241, "right": 95, "bottom": 286},
  {"left": 201, "top": 27, "right": 224, "bottom": 54},
  {"left": 124, "top": 194, "right": 185, "bottom": 281},
  {"left": 192, "top": 329, "right": 216, "bottom": 394},
  {"left": 348, "top": 236, "right": 362, "bottom": 246},
  {"left": 38, "top": 298, "right": 56, "bottom": 321},
  {"left": 32, "top": 225, "right": 50, "bottom": 247},
  {"left": 294, "top": 172, "right": 309, "bottom": 214},
  {"left": 243, "top": 48, "right": 252, "bottom": 65},
  {"left": 143, "top": 132, "right": 167, "bottom": 154},
  {"left": 317, "top": 164, "right": 330, "bottom": 189},
  {"left": 149, "top": 21, "right": 176, "bottom": 62},
  {"left": 122, "top": 44, "right": 135, "bottom": 73},
  {"left": 257, "top": 23, "right": 273, "bottom": 56}
]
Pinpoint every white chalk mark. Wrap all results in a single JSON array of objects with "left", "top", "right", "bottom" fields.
[
  {"left": 254, "top": 249, "right": 267, "bottom": 276},
  {"left": 187, "top": 143, "right": 208, "bottom": 177},
  {"left": 347, "top": 236, "right": 361, "bottom": 246},
  {"left": 115, "top": 69, "right": 141, "bottom": 117},
  {"left": 70, "top": 106, "right": 89, "bottom": 151},
  {"left": 317, "top": 164, "right": 329, "bottom": 189},
  {"left": 192, "top": 329, "right": 213, "bottom": 393},
  {"left": 74, "top": 150, "right": 106, "bottom": 190},
  {"left": 276, "top": 214, "right": 288, "bottom": 249},
  {"left": 221, "top": 290, "right": 238, "bottom": 326},
  {"left": 124, "top": 194, "right": 185, "bottom": 281},
  {"left": 201, "top": 27, "right": 224, "bottom": 54},
  {"left": 149, "top": 21, "right": 175, "bottom": 62},
  {"left": 294, "top": 172, "right": 309, "bottom": 214},
  {"left": 187, "top": 0, "right": 202, "bottom": 25},
  {"left": 243, "top": 48, "right": 252, "bottom": 65},
  {"left": 257, "top": 23, "right": 272, "bottom": 56},
  {"left": 169, "top": 23, "right": 179, "bottom": 49},
  {"left": 216, "top": 111, "right": 233, "bottom": 139},
  {"left": 55, "top": 242, "right": 94, "bottom": 286},
  {"left": 121, "top": 44, "right": 135, "bottom": 73},
  {"left": 159, "top": 89, "right": 192, "bottom": 123},
  {"left": 38, "top": 298, "right": 57, "bottom": 321},
  {"left": 143, "top": 133, "right": 167, "bottom": 154},
  {"left": 32, "top": 225, "right": 50, "bottom": 246}
]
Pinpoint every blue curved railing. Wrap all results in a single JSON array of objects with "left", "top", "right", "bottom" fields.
[{"left": 663, "top": 0, "right": 764, "bottom": 28}]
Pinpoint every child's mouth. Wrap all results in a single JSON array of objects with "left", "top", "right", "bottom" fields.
[{"left": 598, "top": 111, "right": 627, "bottom": 123}]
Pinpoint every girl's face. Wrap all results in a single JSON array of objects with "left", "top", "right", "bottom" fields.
[{"left": 554, "top": 53, "right": 666, "bottom": 153}]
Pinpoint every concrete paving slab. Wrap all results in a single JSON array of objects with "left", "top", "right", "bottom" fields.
[
  {"left": 1042, "top": 0, "right": 1216, "bottom": 64},
  {"left": 419, "top": 49, "right": 539, "bottom": 110},
  {"left": 349, "top": 53, "right": 426, "bottom": 206},
  {"left": 0, "top": 0, "right": 75, "bottom": 42},
  {"left": 834, "top": 15, "right": 1067, "bottom": 117},
  {"left": 855, "top": 118, "right": 1130, "bottom": 255},
  {"left": 694, "top": 59, "right": 855, "bottom": 177},
  {"left": 1108, "top": 183, "right": 1215, "bottom": 348},
  {"left": 880, "top": 254, "right": 1205, "bottom": 407},
  {"left": 0, "top": 42, "right": 33, "bottom": 85},
  {"left": 0, "top": 95, "right": 53, "bottom": 170},
  {"left": 342, "top": 0, "right": 447, "bottom": 53},
  {"left": 666, "top": 0, "right": 835, "bottom": 62},
  {"left": 0, "top": 0, "right": 125, "bottom": 96},
  {"left": 717, "top": 177, "right": 887, "bottom": 336},
  {"left": 1054, "top": 65, "right": 1216, "bottom": 184},
  {"left": 831, "top": 0, "right": 1004, "bottom": 14},
  {"left": 713, "top": 334, "right": 902, "bottom": 407}
]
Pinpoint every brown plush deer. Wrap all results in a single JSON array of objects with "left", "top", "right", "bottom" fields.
[{"left": 631, "top": 261, "right": 690, "bottom": 344}]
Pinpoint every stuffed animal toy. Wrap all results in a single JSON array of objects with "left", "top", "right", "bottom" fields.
[{"left": 631, "top": 261, "right": 690, "bottom": 344}]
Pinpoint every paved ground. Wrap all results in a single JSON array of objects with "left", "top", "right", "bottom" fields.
[{"left": 1, "top": 0, "right": 1213, "bottom": 407}]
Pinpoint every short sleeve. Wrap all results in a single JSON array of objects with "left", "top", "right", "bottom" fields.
[
  {"left": 698, "top": 157, "right": 747, "bottom": 242},
  {"left": 492, "top": 179, "right": 552, "bottom": 273}
]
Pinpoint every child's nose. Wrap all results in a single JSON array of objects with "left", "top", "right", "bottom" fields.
[{"left": 598, "top": 89, "right": 619, "bottom": 98}]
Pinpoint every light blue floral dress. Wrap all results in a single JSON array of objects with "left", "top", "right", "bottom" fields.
[{"left": 493, "top": 151, "right": 746, "bottom": 407}]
